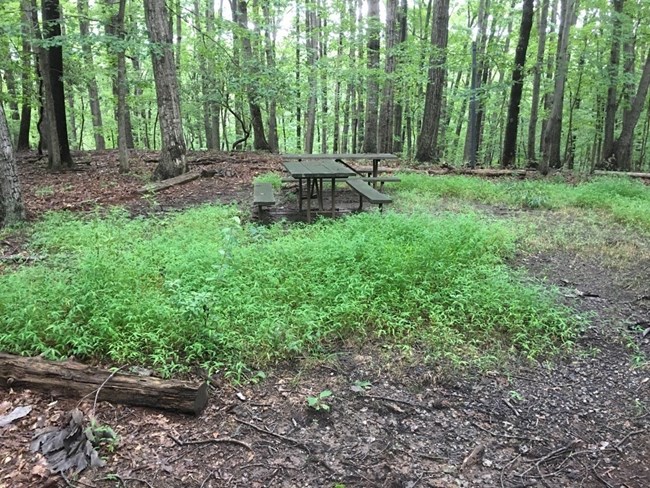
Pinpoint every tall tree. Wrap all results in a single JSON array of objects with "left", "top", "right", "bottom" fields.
[
  {"left": 109, "top": 0, "right": 129, "bottom": 172},
  {"left": 78, "top": 0, "right": 105, "bottom": 150},
  {"left": 415, "top": 0, "right": 450, "bottom": 162},
  {"left": 0, "top": 104, "right": 25, "bottom": 227},
  {"left": 527, "top": 0, "right": 550, "bottom": 162},
  {"left": 233, "top": 0, "right": 270, "bottom": 151},
  {"left": 602, "top": 0, "right": 625, "bottom": 163},
  {"left": 540, "top": 0, "right": 577, "bottom": 174},
  {"left": 16, "top": 0, "right": 33, "bottom": 152},
  {"left": 392, "top": 0, "right": 408, "bottom": 154},
  {"left": 362, "top": 0, "right": 380, "bottom": 153},
  {"left": 501, "top": 0, "right": 534, "bottom": 167},
  {"left": 42, "top": 0, "right": 73, "bottom": 168},
  {"left": 378, "top": 0, "right": 399, "bottom": 153},
  {"left": 608, "top": 49, "right": 650, "bottom": 169},
  {"left": 303, "top": 4, "right": 318, "bottom": 153},
  {"left": 144, "top": 0, "right": 187, "bottom": 180}
]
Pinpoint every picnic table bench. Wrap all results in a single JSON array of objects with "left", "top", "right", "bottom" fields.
[
  {"left": 253, "top": 182, "right": 275, "bottom": 213},
  {"left": 346, "top": 178, "right": 392, "bottom": 211}
]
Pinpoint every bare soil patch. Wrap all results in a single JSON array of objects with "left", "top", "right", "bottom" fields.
[{"left": 1, "top": 151, "right": 648, "bottom": 487}]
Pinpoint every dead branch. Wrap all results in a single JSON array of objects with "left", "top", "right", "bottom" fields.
[
  {"left": 168, "top": 433, "right": 253, "bottom": 451},
  {"left": 234, "top": 417, "right": 310, "bottom": 453}
]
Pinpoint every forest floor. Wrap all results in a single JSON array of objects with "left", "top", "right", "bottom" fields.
[{"left": 1, "top": 150, "right": 649, "bottom": 488}]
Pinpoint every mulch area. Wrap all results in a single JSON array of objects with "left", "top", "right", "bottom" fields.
[{"left": 1, "top": 150, "right": 648, "bottom": 487}]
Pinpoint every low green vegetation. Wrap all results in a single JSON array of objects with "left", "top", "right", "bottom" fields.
[
  {"left": 0, "top": 204, "right": 581, "bottom": 379},
  {"left": 395, "top": 174, "right": 650, "bottom": 230}
]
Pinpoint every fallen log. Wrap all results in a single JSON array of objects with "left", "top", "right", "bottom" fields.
[
  {"left": 594, "top": 170, "right": 650, "bottom": 179},
  {"left": 137, "top": 171, "right": 201, "bottom": 194},
  {"left": 0, "top": 353, "right": 208, "bottom": 415}
]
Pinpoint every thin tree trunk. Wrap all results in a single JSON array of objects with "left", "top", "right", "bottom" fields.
[
  {"left": 319, "top": 12, "right": 328, "bottom": 153},
  {"left": 501, "top": 0, "right": 534, "bottom": 168},
  {"left": 0, "top": 104, "right": 25, "bottom": 227},
  {"left": 17, "top": 0, "right": 33, "bottom": 151},
  {"left": 144, "top": 0, "right": 187, "bottom": 180},
  {"left": 602, "top": 0, "right": 625, "bottom": 164},
  {"left": 415, "top": 0, "right": 450, "bottom": 162},
  {"left": 392, "top": 0, "right": 408, "bottom": 154},
  {"left": 263, "top": 3, "right": 279, "bottom": 153},
  {"left": 526, "top": 0, "right": 549, "bottom": 162},
  {"left": 378, "top": 0, "right": 398, "bottom": 153},
  {"left": 78, "top": 0, "right": 105, "bottom": 150},
  {"left": 304, "top": 5, "right": 318, "bottom": 153},
  {"left": 362, "top": 0, "right": 380, "bottom": 153},
  {"left": 540, "top": 0, "right": 576, "bottom": 174},
  {"left": 114, "top": 0, "right": 129, "bottom": 172},
  {"left": 610, "top": 50, "right": 650, "bottom": 170},
  {"left": 233, "top": 0, "right": 270, "bottom": 151}
]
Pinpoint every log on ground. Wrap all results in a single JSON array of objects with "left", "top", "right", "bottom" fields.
[
  {"left": 137, "top": 171, "right": 201, "bottom": 194},
  {"left": 0, "top": 353, "right": 208, "bottom": 415}
]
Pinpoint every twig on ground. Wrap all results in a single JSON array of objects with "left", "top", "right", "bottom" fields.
[
  {"left": 503, "top": 398, "right": 521, "bottom": 416},
  {"left": 200, "top": 471, "right": 215, "bottom": 488},
  {"left": 167, "top": 433, "right": 253, "bottom": 451},
  {"left": 615, "top": 429, "right": 645, "bottom": 450},
  {"left": 234, "top": 417, "right": 311, "bottom": 453},
  {"left": 470, "top": 421, "right": 538, "bottom": 442},
  {"left": 460, "top": 443, "right": 485, "bottom": 471},
  {"left": 591, "top": 461, "right": 615, "bottom": 488},
  {"left": 364, "top": 394, "right": 428, "bottom": 410},
  {"left": 500, "top": 453, "right": 521, "bottom": 488}
]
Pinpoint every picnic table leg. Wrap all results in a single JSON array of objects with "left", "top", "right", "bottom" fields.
[
  {"left": 372, "top": 159, "right": 379, "bottom": 188},
  {"left": 331, "top": 177, "right": 336, "bottom": 217},
  {"left": 318, "top": 178, "right": 324, "bottom": 211},
  {"left": 306, "top": 178, "right": 311, "bottom": 223},
  {"left": 298, "top": 178, "right": 303, "bottom": 211}
]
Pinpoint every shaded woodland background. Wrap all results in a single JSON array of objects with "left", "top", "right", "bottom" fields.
[{"left": 1, "top": 0, "right": 650, "bottom": 177}]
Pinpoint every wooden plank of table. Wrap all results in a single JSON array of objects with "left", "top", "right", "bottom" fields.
[
  {"left": 283, "top": 160, "right": 357, "bottom": 178},
  {"left": 283, "top": 153, "right": 398, "bottom": 161}
]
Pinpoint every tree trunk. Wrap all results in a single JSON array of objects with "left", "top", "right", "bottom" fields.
[
  {"left": 540, "top": 0, "right": 576, "bottom": 174},
  {"left": 304, "top": 5, "right": 318, "bottom": 153},
  {"left": 377, "top": 0, "right": 398, "bottom": 153},
  {"left": 78, "top": 0, "right": 105, "bottom": 150},
  {"left": 234, "top": 0, "right": 270, "bottom": 151},
  {"left": 144, "top": 0, "right": 187, "bottom": 180},
  {"left": 540, "top": 0, "right": 559, "bottom": 153},
  {"left": 319, "top": 12, "right": 328, "bottom": 153},
  {"left": 17, "top": 0, "right": 33, "bottom": 152},
  {"left": 609, "top": 50, "right": 650, "bottom": 170},
  {"left": 392, "top": 0, "right": 408, "bottom": 154},
  {"left": 362, "top": 0, "right": 380, "bottom": 153},
  {"left": 0, "top": 353, "right": 207, "bottom": 415},
  {"left": 0, "top": 105, "right": 26, "bottom": 227},
  {"left": 42, "top": 0, "right": 73, "bottom": 168},
  {"left": 501, "top": 0, "right": 534, "bottom": 168},
  {"left": 526, "top": 0, "right": 549, "bottom": 162},
  {"left": 415, "top": 0, "right": 450, "bottom": 162},
  {"left": 262, "top": 3, "right": 279, "bottom": 153},
  {"left": 602, "top": 0, "right": 625, "bottom": 164},
  {"left": 114, "top": 0, "right": 129, "bottom": 172}
]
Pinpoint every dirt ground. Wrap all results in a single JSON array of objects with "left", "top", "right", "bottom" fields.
[{"left": 1, "top": 150, "right": 648, "bottom": 487}]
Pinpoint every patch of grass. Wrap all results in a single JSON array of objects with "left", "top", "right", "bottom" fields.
[
  {"left": 394, "top": 174, "right": 650, "bottom": 231},
  {"left": 253, "top": 172, "right": 283, "bottom": 190},
  {"left": 0, "top": 206, "right": 581, "bottom": 379}
]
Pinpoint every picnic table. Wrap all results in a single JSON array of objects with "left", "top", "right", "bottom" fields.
[
  {"left": 282, "top": 159, "right": 358, "bottom": 221},
  {"left": 283, "top": 153, "right": 399, "bottom": 179}
]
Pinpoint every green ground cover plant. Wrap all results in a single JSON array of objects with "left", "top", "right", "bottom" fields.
[
  {"left": 0, "top": 205, "right": 581, "bottom": 379},
  {"left": 395, "top": 174, "right": 650, "bottom": 230}
]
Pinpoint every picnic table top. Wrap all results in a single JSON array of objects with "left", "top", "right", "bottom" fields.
[
  {"left": 283, "top": 160, "right": 359, "bottom": 178},
  {"left": 282, "top": 153, "right": 399, "bottom": 161}
]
